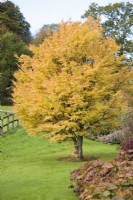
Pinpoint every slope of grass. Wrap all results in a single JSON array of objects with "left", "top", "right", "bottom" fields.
[
  {"left": 0, "top": 106, "right": 12, "bottom": 111},
  {"left": 0, "top": 128, "right": 118, "bottom": 200}
]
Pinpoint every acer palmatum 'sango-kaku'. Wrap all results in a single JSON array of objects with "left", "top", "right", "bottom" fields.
[{"left": 13, "top": 18, "right": 131, "bottom": 161}]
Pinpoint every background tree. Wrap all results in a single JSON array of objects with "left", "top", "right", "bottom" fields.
[
  {"left": 32, "top": 23, "right": 59, "bottom": 46},
  {"left": 0, "top": 1, "right": 32, "bottom": 105},
  {"left": 13, "top": 18, "right": 131, "bottom": 161},
  {"left": 82, "top": 2, "right": 133, "bottom": 61},
  {"left": 0, "top": 24, "right": 31, "bottom": 105},
  {"left": 0, "top": 0, "right": 31, "bottom": 43}
]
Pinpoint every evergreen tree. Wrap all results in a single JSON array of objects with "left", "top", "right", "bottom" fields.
[
  {"left": 0, "top": 24, "right": 31, "bottom": 105},
  {"left": 0, "top": 0, "right": 31, "bottom": 43}
]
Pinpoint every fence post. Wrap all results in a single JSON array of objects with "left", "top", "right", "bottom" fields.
[
  {"left": 0, "top": 116, "right": 3, "bottom": 135},
  {"left": 7, "top": 114, "right": 9, "bottom": 132},
  {"left": 12, "top": 114, "right": 14, "bottom": 129},
  {"left": 0, "top": 126, "right": 3, "bottom": 136}
]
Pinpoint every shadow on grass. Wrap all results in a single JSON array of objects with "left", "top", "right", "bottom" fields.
[
  {"left": 57, "top": 155, "right": 96, "bottom": 162},
  {"left": 1, "top": 125, "right": 21, "bottom": 137}
]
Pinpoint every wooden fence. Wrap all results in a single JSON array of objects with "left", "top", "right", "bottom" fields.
[{"left": 0, "top": 110, "right": 19, "bottom": 135}]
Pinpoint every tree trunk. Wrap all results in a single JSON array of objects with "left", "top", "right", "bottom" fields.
[{"left": 73, "top": 136, "right": 83, "bottom": 161}]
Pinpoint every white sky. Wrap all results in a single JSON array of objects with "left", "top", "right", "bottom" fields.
[{"left": 1, "top": 0, "right": 132, "bottom": 35}]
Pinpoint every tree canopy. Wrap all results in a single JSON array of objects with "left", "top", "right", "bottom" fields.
[
  {"left": 0, "top": 25, "right": 31, "bottom": 105},
  {"left": 0, "top": 1, "right": 32, "bottom": 105},
  {"left": 82, "top": 2, "right": 133, "bottom": 61},
  {"left": 32, "top": 23, "right": 59, "bottom": 46},
  {"left": 0, "top": 0, "right": 31, "bottom": 43},
  {"left": 13, "top": 18, "right": 131, "bottom": 161}
]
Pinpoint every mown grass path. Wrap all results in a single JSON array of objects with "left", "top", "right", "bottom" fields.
[{"left": 0, "top": 128, "right": 118, "bottom": 200}]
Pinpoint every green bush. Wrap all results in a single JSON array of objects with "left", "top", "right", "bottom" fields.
[{"left": 70, "top": 150, "right": 133, "bottom": 199}]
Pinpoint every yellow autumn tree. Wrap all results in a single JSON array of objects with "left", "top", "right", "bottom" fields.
[{"left": 13, "top": 18, "right": 131, "bottom": 161}]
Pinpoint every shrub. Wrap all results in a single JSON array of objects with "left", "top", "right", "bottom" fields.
[
  {"left": 70, "top": 151, "right": 133, "bottom": 200},
  {"left": 97, "top": 130, "right": 125, "bottom": 144},
  {"left": 122, "top": 110, "right": 133, "bottom": 139},
  {"left": 91, "top": 110, "right": 133, "bottom": 145},
  {"left": 120, "top": 138, "right": 133, "bottom": 152}
]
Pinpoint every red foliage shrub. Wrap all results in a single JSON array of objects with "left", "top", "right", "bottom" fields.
[
  {"left": 70, "top": 151, "right": 133, "bottom": 199},
  {"left": 120, "top": 138, "right": 133, "bottom": 152}
]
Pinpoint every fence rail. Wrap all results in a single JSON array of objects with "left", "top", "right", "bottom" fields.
[{"left": 0, "top": 110, "right": 19, "bottom": 135}]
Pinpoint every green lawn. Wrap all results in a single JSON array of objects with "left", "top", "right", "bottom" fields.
[
  {"left": 0, "top": 128, "right": 118, "bottom": 200},
  {"left": 0, "top": 106, "right": 12, "bottom": 111}
]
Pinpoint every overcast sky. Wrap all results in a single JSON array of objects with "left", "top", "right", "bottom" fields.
[{"left": 1, "top": 0, "right": 132, "bottom": 35}]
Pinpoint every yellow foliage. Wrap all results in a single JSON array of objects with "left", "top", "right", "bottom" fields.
[{"left": 13, "top": 18, "right": 131, "bottom": 142}]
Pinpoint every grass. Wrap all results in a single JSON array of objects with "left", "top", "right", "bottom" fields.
[
  {"left": 0, "top": 127, "right": 118, "bottom": 200},
  {"left": 0, "top": 106, "right": 12, "bottom": 111}
]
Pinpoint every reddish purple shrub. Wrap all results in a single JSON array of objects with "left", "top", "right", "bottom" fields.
[
  {"left": 70, "top": 151, "right": 133, "bottom": 200},
  {"left": 120, "top": 138, "right": 133, "bottom": 152}
]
